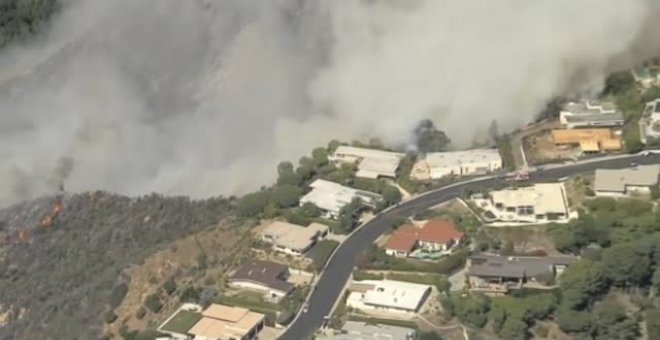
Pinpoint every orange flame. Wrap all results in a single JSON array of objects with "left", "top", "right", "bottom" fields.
[{"left": 18, "top": 227, "right": 27, "bottom": 243}]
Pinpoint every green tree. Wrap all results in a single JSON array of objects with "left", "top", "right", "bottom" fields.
[
  {"left": 311, "top": 147, "right": 329, "bottom": 167},
  {"left": 271, "top": 184, "right": 303, "bottom": 208},
  {"left": 277, "top": 161, "right": 302, "bottom": 186},
  {"left": 557, "top": 307, "right": 592, "bottom": 334},
  {"left": 144, "top": 294, "right": 163, "bottom": 313},
  {"left": 237, "top": 191, "right": 271, "bottom": 217},
  {"left": 646, "top": 309, "right": 660, "bottom": 340},
  {"left": 337, "top": 198, "right": 362, "bottom": 233},
  {"left": 559, "top": 260, "right": 608, "bottom": 309},
  {"left": 414, "top": 119, "right": 451, "bottom": 153},
  {"left": 161, "top": 280, "right": 176, "bottom": 295},
  {"left": 300, "top": 202, "right": 321, "bottom": 218},
  {"left": 601, "top": 243, "right": 652, "bottom": 287},
  {"left": 327, "top": 140, "right": 342, "bottom": 153},
  {"left": 592, "top": 301, "right": 639, "bottom": 340},
  {"left": 382, "top": 186, "right": 402, "bottom": 205},
  {"left": 499, "top": 318, "right": 528, "bottom": 340},
  {"left": 453, "top": 294, "right": 490, "bottom": 328},
  {"left": 0, "top": 0, "right": 58, "bottom": 49}
]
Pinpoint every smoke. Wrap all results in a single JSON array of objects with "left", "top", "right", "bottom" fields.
[{"left": 0, "top": 0, "right": 659, "bottom": 207}]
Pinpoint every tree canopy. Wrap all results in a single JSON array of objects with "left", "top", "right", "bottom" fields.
[
  {"left": 0, "top": 0, "right": 57, "bottom": 49},
  {"left": 414, "top": 119, "right": 451, "bottom": 153}
]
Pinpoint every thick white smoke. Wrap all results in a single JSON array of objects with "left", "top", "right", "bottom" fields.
[{"left": 0, "top": 0, "right": 659, "bottom": 207}]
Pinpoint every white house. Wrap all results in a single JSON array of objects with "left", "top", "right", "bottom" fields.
[
  {"left": 639, "top": 99, "right": 660, "bottom": 144},
  {"left": 559, "top": 100, "right": 624, "bottom": 129},
  {"left": 346, "top": 280, "right": 431, "bottom": 315},
  {"left": 594, "top": 165, "right": 659, "bottom": 196},
  {"left": 411, "top": 149, "right": 502, "bottom": 180},
  {"left": 260, "top": 221, "right": 329, "bottom": 256},
  {"left": 300, "top": 179, "right": 382, "bottom": 219},
  {"left": 330, "top": 146, "right": 405, "bottom": 179},
  {"left": 473, "top": 183, "right": 570, "bottom": 223}
]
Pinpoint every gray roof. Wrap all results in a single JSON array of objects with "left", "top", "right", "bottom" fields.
[
  {"left": 467, "top": 253, "right": 578, "bottom": 279},
  {"left": 594, "top": 165, "right": 660, "bottom": 193},
  {"left": 317, "top": 321, "right": 416, "bottom": 340},
  {"left": 562, "top": 111, "right": 624, "bottom": 124},
  {"left": 230, "top": 260, "right": 294, "bottom": 293}
]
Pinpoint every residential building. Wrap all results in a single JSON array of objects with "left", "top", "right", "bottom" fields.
[
  {"left": 632, "top": 67, "right": 660, "bottom": 89},
  {"left": 559, "top": 101, "right": 624, "bottom": 129},
  {"left": 551, "top": 128, "right": 622, "bottom": 153},
  {"left": 229, "top": 260, "right": 294, "bottom": 301},
  {"left": 639, "top": 99, "right": 660, "bottom": 144},
  {"left": 473, "top": 183, "right": 570, "bottom": 223},
  {"left": 260, "top": 221, "right": 329, "bottom": 256},
  {"left": 158, "top": 304, "right": 265, "bottom": 340},
  {"left": 594, "top": 165, "right": 659, "bottom": 196},
  {"left": 384, "top": 220, "right": 464, "bottom": 257},
  {"left": 316, "top": 321, "right": 417, "bottom": 340},
  {"left": 330, "top": 146, "right": 405, "bottom": 179},
  {"left": 346, "top": 280, "right": 432, "bottom": 315},
  {"left": 300, "top": 179, "right": 383, "bottom": 219},
  {"left": 466, "top": 253, "right": 577, "bottom": 295},
  {"left": 411, "top": 149, "right": 502, "bottom": 180}
]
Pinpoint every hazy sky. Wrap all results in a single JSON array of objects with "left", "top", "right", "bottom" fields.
[{"left": 0, "top": 0, "right": 659, "bottom": 206}]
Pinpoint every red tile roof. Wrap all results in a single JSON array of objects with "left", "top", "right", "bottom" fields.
[{"left": 386, "top": 220, "right": 463, "bottom": 249}]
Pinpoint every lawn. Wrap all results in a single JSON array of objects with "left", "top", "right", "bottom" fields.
[
  {"left": 348, "top": 315, "right": 419, "bottom": 329},
  {"left": 307, "top": 239, "right": 340, "bottom": 271},
  {"left": 159, "top": 310, "right": 202, "bottom": 334},
  {"left": 217, "top": 291, "right": 279, "bottom": 314}
]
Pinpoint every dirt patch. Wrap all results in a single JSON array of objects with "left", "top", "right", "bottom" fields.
[
  {"left": 563, "top": 174, "right": 595, "bottom": 209},
  {"left": 485, "top": 226, "right": 560, "bottom": 255},
  {"left": 524, "top": 130, "right": 580, "bottom": 165},
  {"left": 105, "top": 221, "right": 252, "bottom": 337}
]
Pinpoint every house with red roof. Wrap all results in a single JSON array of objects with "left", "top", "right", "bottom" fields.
[{"left": 384, "top": 220, "right": 464, "bottom": 257}]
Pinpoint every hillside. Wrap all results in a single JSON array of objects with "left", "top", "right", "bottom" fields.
[{"left": 0, "top": 191, "right": 233, "bottom": 340}]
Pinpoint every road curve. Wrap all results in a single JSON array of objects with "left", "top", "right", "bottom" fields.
[{"left": 279, "top": 153, "right": 660, "bottom": 340}]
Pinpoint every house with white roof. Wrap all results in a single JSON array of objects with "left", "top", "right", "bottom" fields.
[
  {"left": 330, "top": 146, "right": 405, "bottom": 179},
  {"left": 559, "top": 100, "right": 624, "bottom": 129},
  {"left": 411, "top": 149, "right": 502, "bottom": 180},
  {"left": 472, "top": 183, "right": 571, "bottom": 223},
  {"left": 300, "top": 179, "right": 382, "bottom": 219},
  {"left": 346, "top": 280, "right": 431, "bottom": 315},
  {"left": 594, "top": 165, "right": 659, "bottom": 196},
  {"left": 639, "top": 99, "right": 660, "bottom": 144},
  {"left": 260, "top": 221, "right": 329, "bottom": 256}
]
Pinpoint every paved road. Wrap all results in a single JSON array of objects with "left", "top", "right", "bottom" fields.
[{"left": 279, "top": 153, "right": 660, "bottom": 340}]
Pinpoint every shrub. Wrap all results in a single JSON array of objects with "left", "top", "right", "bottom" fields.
[
  {"left": 144, "top": 293, "right": 163, "bottom": 313},
  {"left": 104, "top": 310, "right": 118, "bottom": 324},
  {"left": 162, "top": 280, "right": 177, "bottom": 295},
  {"left": 135, "top": 307, "right": 147, "bottom": 320},
  {"left": 108, "top": 283, "right": 129, "bottom": 309}
]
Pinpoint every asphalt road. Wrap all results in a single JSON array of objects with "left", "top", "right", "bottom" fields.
[{"left": 279, "top": 153, "right": 660, "bottom": 340}]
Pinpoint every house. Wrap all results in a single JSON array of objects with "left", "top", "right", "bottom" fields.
[
  {"left": 559, "top": 101, "right": 624, "bottom": 129},
  {"left": 299, "top": 179, "right": 383, "bottom": 219},
  {"left": 229, "top": 260, "right": 294, "bottom": 301},
  {"left": 346, "top": 280, "right": 432, "bottom": 315},
  {"left": 316, "top": 321, "right": 417, "bottom": 340},
  {"left": 632, "top": 67, "right": 660, "bottom": 89},
  {"left": 466, "top": 253, "right": 577, "bottom": 295},
  {"left": 639, "top": 99, "right": 660, "bottom": 144},
  {"left": 384, "top": 220, "right": 464, "bottom": 257},
  {"left": 330, "top": 146, "right": 405, "bottom": 179},
  {"left": 473, "top": 183, "right": 570, "bottom": 223},
  {"left": 411, "top": 149, "right": 502, "bottom": 180},
  {"left": 260, "top": 221, "right": 329, "bottom": 256},
  {"left": 551, "top": 128, "right": 622, "bottom": 153},
  {"left": 158, "top": 304, "right": 265, "bottom": 340},
  {"left": 594, "top": 165, "right": 660, "bottom": 196}
]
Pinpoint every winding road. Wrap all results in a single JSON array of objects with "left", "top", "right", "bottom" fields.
[{"left": 279, "top": 153, "right": 660, "bottom": 340}]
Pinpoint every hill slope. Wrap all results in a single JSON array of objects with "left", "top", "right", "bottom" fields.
[{"left": 0, "top": 191, "right": 233, "bottom": 340}]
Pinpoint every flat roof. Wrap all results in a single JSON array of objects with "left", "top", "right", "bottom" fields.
[
  {"left": 188, "top": 304, "right": 265, "bottom": 339},
  {"left": 333, "top": 146, "right": 404, "bottom": 178},
  {"left": 561, "top": 111, "right": 624, "bottom": 124},
  {"left": 490, "top": 183, "right": 568, "bottom": 215},
  {"left": 230, "top": 260, "right": 293, "bottom": 293},
  {"left": 300, "top": 179, "right": 382, "bottom": 214},
  {"left": 468, "top": 253, "right": 577, "bottom": 279},
  {"left": 316, "top": 321, "right": 417, "bottom": 340},
  {"left": 260, "top": 221, "right": 328, "bottom": 251},
  {"left": 425, "top": 149, "right": 502, "bottom": 169},
  {"left": 563, "top": 100, "right": 619, "bottom": 114},
  {"left": 594, "top": 165, "right": 659, "bottom": 192},
  {"left": 356, "top": 280, "right": 431, "bottom": 311},
  {"left": 333, "top": 146, "right": 404, "bottom": 160}
]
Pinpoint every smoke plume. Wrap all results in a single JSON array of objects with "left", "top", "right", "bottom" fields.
[{"left": 1, "top": 0, "right": 659, "bottom": 207}]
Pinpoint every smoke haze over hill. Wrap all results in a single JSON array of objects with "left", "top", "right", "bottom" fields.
[{"left": 1, "top": 0, "right": 660, "bottom": 207}]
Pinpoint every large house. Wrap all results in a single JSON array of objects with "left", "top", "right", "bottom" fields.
[
  {"left": 473, "top": 183, "right": 570, "bottom": 223},
  {"left": 639, "top": 99, "right": 660, "bottom": 144},
  {"left": 260, "top": 221, "right": 329, "bottom": 256},
  {"left": 466, "top": 253, "right": 577, "bottom": 295},
  {"left": 551, "top": 128, "right": 622, "bottom": 154},
  {"left": 229, "top": 260, "right": 294, "bottom": 301},
  {"left": 384, "top": 220, "right": 464, "bottom": 257},
  {"left": 158, "top": 304, "right": 265, "bottom": 340},
  {"left": 300, "top": 179, "right": 382, "bottom": 219},
  {"left": 330, "top": 146, "right": 405, "bottom": 179},
  {"left": 559, "top": 101, "right": 624, "bottom": 129},
  {"left": 346, "top": 280, "right": 431, "bottom": 315},
  {"left": 411, "top": 149, "right": 502, "bottom": 180},
  {"left": 594, "top": 165, "right": 660, "bottom": 196}
]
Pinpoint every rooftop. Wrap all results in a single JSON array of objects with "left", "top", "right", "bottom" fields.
[
  {"left": 230, "top": 260, "right": 293, "bottom": 293},
  {"left": 260, "top": 221, "right": 328, "bottom": 252},
  {"left": 188, "top": 304, "right": 265, "bottom": 340},
  {"left": 386, "top": 220, "right": 464, "bottom": 251},
  {"left": 424, "top": 149, "right": 502, "bottom": 168},
  {"left": 353, "top": 280, "right": 431, "bottom": 311},
  {"left": 594, "top": 165, "right": 660, "bottom": 193},
  {"left": 332, "top": 146, "right": 404, "bottom": 161},
  {"left": 332, "top": 146, "right": 404, "bottom": 179},
  {"left": 562, "top": 100, "right": 619, "bottom": 115},
  {"left": 468, "top": 253, "right": 578, "bottom": 279},
  {"left": 384, "top": 230, "right": 418, "bottom": 253},
  {"left": 551, "top": 128, "right": 614, "bottom": 144},
  {"left": 300, "top": 179, "right": 382, "bottom": 214},
  {"left": 316, "top": 321, "right": 417, "bottom": 340},
  {"left": 490, "top": 183, "right": 568, "bottom": 215}
]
